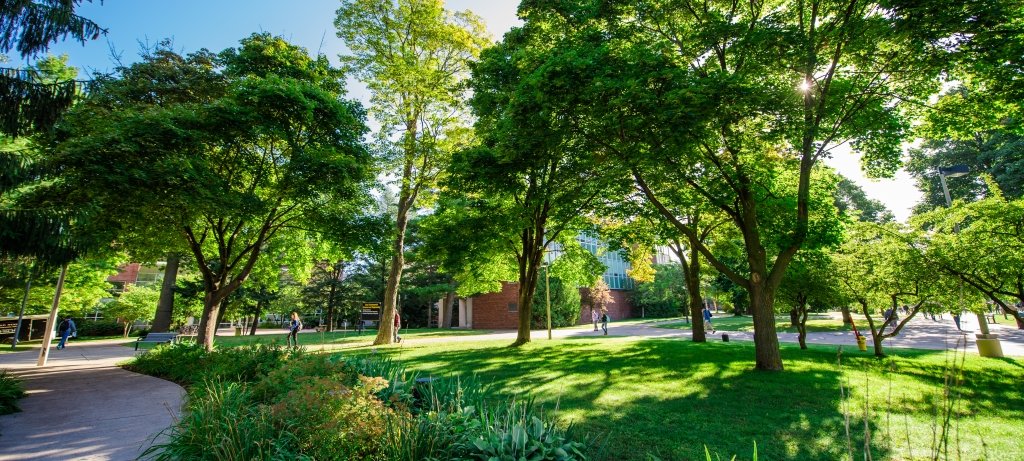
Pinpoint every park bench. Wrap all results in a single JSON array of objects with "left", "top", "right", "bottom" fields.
[{"left": 134, "top": 332, "right": 178, "bottom": 351}]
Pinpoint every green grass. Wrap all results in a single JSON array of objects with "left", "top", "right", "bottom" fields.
[
  {"left": 658, "top": 314, "right": 854, "bottom": 334},
  {"left": 341, "top": 338, "right": 1024, "bottom": 461},
  {"left": 130, "top": 328, "right": 491, "bottom": 350}
]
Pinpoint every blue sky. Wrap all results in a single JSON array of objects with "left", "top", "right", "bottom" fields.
[{"left": 36, "top": 0, "right": 920, "bottom": 220}]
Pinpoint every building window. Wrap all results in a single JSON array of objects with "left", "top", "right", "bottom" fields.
[{"left": 508, "top": 302, "right": 518, "bottom": 312}]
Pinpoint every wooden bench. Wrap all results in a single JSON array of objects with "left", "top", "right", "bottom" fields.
[{"left": 135, "top": 332, "right": 178, "bottom": 351}]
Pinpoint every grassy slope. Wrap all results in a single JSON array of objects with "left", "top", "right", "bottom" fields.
[{"left": 352, "top": 338, "right": 1023, "bottom": 461}]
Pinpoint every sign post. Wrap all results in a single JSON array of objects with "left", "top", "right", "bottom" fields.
[
  {"left": 360, "top": 302, "right": 381, "bottom": 326},
  {"left": 37, "top": 264, "right": 68, "bottom": 367}
]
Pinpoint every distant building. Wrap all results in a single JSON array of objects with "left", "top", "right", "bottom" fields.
[{"left": 451, "top": 234, "right": 638, "bottom": 329}]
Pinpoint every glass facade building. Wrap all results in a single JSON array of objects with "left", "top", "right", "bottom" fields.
[{"left": 547, "top": 233, "right": 636, "bottom": 290}]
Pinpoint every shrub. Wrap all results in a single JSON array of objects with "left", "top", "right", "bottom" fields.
[
  {"left": 0, "top": 371, "right": 26, "bottom": 415},
  {"left": 142, "top": 381, "right": 305, "bottom": 461},
  {"left": 532, "top": 276, "right": 582, "bottom": 328},
  {"left": 76, "top": 320, "right": 124, "bottom": 337},
  {"left": 127, "top": 343, "right": 299, "bottom": 386}
]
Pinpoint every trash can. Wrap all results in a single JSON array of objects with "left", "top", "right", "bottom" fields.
[
  {"left": 856, "top": 335, "right": 867, "bottom": 351},
  {"left": 234, "top": 327, "right": 242, "bottom": 336},
  {"left": 721, "top": 333, "right": 729, "bottom": 342}
]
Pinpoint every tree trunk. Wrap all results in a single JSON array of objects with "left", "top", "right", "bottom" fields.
[
  {"left": 789, "top": 308, "right": 800, "bottom": 328},
  {"left": 375, "top": 194, "right": 412, "bottom": 346},
  {"left": 197, "top": 292, "right": 220, "bottom": 351},
  {"left": 861, "top": 301, "right": 885, "bottom": 357},
  {"left": 684, "top": 257, "right": 705, "bottom": 343},
  {"left": 445, "top": 291, "right": 458, "bottom": 328},
  {"left": 249, "top": 299, "right": 262, "bottom": 336},
  {"left": 151, "top": 253, "right": 180, "bottom": 332},
  {"left": 749, "top": 278, "right": 784, "bottom": 370},
  {"left": 796, "top": 295, "right": 809, "bottom": 350},
  {"left": 513, "top": 261, "right": 541, "bottom": 346},
  {"left": 840, "top": 305, "right": 853, "bottom": 325},
  {"left": 325, "top": 263, "right": 340, "bottom": 333}
]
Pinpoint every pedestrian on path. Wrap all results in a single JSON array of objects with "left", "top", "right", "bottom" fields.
[
  {"left": 600, "top": 310, "right": 609, "bottom": 335},
  {"left": 56, "top": 316, "right": 76, "bottom": 349},
  {"left": 592, "top": 308, "right": 600, "bottom": 331},
  {"left": 702, "top": 306, "right": 715, "bottom": 334},
  {"left": 394, "top": 310, "right": 402, "bottom": 343},
  {"left": 287, "top": 311, "right": 302, "bottom": 348}
]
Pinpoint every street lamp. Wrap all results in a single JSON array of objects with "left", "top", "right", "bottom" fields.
[
  {"left": 938, "top": 164, "right": 1003, "bottom": 357},
  {"left": 543, "top": 262, "right": 552, "bottom": 340}
]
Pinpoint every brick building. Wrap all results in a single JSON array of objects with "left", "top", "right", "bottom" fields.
[{"left": 448, "top": 234, "right": 639, "bottom": 329}]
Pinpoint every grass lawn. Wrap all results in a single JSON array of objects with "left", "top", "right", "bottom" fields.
[
  {"left": 345, "top": 338, "right": 1023, "bottom": 461},
  {"left": 130, "top": 327, "right": 490, "bottom": 350},
  {"left": 658, "top": 314, "right": 854, "bottom": 334}
]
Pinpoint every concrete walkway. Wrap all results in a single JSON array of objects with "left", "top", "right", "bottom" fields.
[
  {"left": 383, "top": 314, "right": 1024, "bottom": 356},
  {"left": 0, "top": 340, "right": 184, "bottom": 461}
]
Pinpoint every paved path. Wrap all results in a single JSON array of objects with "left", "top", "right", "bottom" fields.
[
  {"left": 0, "top": 340, "right": 184, "bottom": 461},
  {"left": 384, "top": 314, "right": 1024, "bottom": 356}
]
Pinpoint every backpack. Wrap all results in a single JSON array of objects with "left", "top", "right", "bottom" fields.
[
  {"left": 601, "top": 313, "right": 609, "bottom": 323},
  {"left": 58, "top": 320, "right": 69, "bottom": 335}
]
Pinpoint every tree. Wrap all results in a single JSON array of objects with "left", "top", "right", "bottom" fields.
[
  {"left": 37, "top": 34, "right": 374, "bottom": 350},
  {"left": 526, "top": 0, "right": 963, "bottom": 370},
  {"left": 0, "top": 0, "right": 105, "bottom": 59},
  {"left": 446, "top": 13, "right": 631, "bottom": 346},
  {"left": 629, "top": 264, "right": 685, "bottom": 319},
  {"left": 912, "top": 181, "right": 1024, "bottom": 328},
  {"left": 777, "top": 250, "right": 841, "bottom": 349},
  {"left": 106, "top": 284, "right": 160, "bottom": 337},
  {"left": 834, "top": 222, "right": 938, "bottom": 356},
  {"left": 336, "top": 0, "right": 489, "bottom": 345}
]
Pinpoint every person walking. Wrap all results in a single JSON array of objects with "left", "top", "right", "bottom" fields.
[
  {"left": 287, "top": 311, "right": 302, "bottom": 348},
  {"left": 702, "top": 306, "right": 715, "bottom": 334},
  {"left": 393, "top": 310, "right": 402, "bottom": 343},
  {"left": 56, "top": 316, "right": 76, "bottom": 350},
  {"left": 591, "top": 308, "right": 600, "bottom": 331},
  {"left": 600, "top": 310, "right": 609, "bottom": 335}
]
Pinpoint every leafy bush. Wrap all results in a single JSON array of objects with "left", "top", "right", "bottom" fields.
[
  {"left": 76, "top": 320, "right": 125, "bottom": 337},
  {"left": 127, "top": 343, "right": 298, "bottom": 386},
  {"left": 0, "top": 371, "right": 26, "bottom": 415},
  {"left": 134, "top": 346, "right": 590, "bottom": 460},
  {"left": 532, "top": 276, "right": 583, "bottom": 328},
  {"left": 142, "top": 381, "right": 304, "bottom": 461}
]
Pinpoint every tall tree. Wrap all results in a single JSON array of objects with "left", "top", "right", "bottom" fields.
[
  {"left": 336, "top": 0, "right": 489, "bottom": 345},
  {"left": 520, "top": 0, "right": 965, "bottom": 370},
  {"left": 35, "top": 34, "right": 373, "bottom": 350}
]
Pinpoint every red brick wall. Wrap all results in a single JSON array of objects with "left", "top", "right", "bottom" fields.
[
  {"left": 471, "top": 282, "right": 522, "bottom": 329},
  {"left": 107, "top": 263, "right": 141, "bottom": 283},
  {"left": 578, "top": 289, "right": 634, "bottom": 325},
  {"left": 471, "top": 282, "right": 635, "bottom": 329}
]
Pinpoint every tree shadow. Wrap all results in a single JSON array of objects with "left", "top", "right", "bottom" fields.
[{"left": 376, "top": 339, "right": 907, "bottom": 460}]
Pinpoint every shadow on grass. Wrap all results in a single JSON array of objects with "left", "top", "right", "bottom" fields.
[{"left": 367, "top": 339, "right": 898, "bottom": 461}]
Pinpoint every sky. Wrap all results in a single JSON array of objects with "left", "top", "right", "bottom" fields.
[{"left": 38, "top": 0, "right": 922, "bottom": 221}]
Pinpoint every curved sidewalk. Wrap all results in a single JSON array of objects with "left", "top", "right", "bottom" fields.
[{"left": 0, "top": 341, "right": 184, "bottom": 461}]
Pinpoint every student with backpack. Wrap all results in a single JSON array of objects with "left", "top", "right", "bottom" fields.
[
  {"left": 702, "top": 306, "right": 716, "bottom": 334},
  {"left": 56, "top": 316, "right": 76, "bottom": 350},
  {"left": 287, "top": 311, "right": 302, "bottom": 348},
  {"left": 600, "top": 310, "right": 610, "bottom": 335}
]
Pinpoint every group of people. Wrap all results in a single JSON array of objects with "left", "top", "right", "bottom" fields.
[
  {"left": 590, "top": 308, "right": 610, "bottom": 335},
  {"left": 284, "top": 310, "right": 403, "bottom": 348}
]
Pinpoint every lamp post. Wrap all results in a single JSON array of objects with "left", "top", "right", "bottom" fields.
[
  {"left": 938, "top": 164, "right": 1003, "bottom": 357},
  {"left": 544, "top": 263, "right": 552, "bottom": 340}
]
